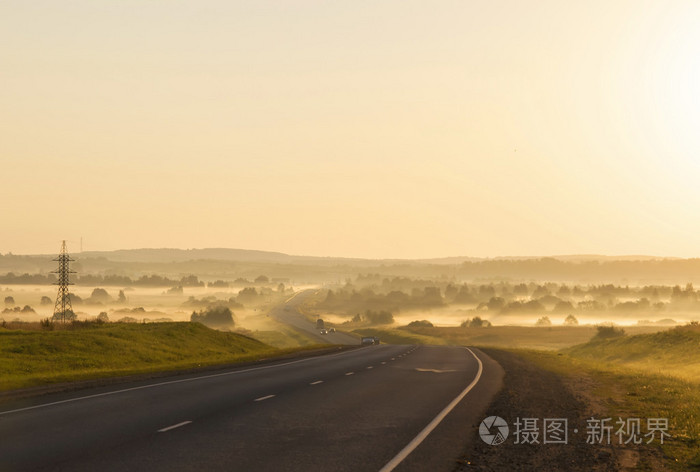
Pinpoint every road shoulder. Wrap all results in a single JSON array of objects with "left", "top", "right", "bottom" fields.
[{"left": 455, "top": 349, "right": 617, "bottom": 472}]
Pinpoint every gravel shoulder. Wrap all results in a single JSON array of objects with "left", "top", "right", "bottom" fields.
[{"left": 456, "top": 349, "right": 618, "bottom": 472}]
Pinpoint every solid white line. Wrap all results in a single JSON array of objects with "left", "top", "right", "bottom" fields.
[
  {"left": 378, "top": 347, "right": 484, "bottom": 472},
  {"left": 345, "top": 372, "right": 354, "bottom": 376},
  {"left": 158, "top": 420, "right": 192, "bottom": 433},
  {"left": 254, "top": 395, "right": 275, "bottom": 402},
  {"left": 310, "top": 380, "right": 323, "bottom": 385},
  {"left": 0, "top": 348, "right": 360, "bottom": 417}
]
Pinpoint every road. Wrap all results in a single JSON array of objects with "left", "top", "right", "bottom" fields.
[
  {"left": 270, "top": 290, "right": 359, "bottom": 345},
  {"left": 0, "top": 345, "right": 502, "bottom": 472}
]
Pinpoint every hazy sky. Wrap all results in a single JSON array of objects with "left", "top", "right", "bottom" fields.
[{"left": 2, "top": 1, "right": 699, "bottom": 259}]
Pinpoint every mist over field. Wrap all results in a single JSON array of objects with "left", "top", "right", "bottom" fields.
[{"left": 2, "top": 249, "right": 699, "bottom": 335}]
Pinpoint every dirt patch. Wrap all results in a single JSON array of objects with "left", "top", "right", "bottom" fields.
[{"left": 455, "top": 349, "right": 617, "bottom": 472}]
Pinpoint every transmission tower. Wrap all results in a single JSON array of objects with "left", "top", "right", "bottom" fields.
[{"left": 52, "top": 240, "right": 76, "bottom": 322}]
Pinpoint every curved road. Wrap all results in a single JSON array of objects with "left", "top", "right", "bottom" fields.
[
  {"left": 0, "top": 345, "right": 502, "bottom": 471},
  {"left": 271, "top": 290, "right": 359, "bottom": 345}
]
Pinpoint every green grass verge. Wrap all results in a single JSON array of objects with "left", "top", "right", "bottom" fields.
[{"left": 0, "top": 322, "right": 325, "bottom": 391}]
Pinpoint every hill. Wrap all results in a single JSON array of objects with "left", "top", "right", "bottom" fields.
[
  {"left": 0, "top": 322, "right": 279, "bottom": 391},
  {"left": 564, "top": 324, "right": 700, "bottom": 380}
]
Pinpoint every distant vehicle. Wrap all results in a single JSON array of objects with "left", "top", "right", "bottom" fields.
[
  {"left": 373, "top": 336, "right": 380, "bottom": 345},
  {"left": 320, "top": 328, "right": 328, "bottom": 335},
  {"left": 328, "top": 328, "right": 336, "bottom": 333},
  {"left": 361, "top": 337, "right": 375, "bottom": 346}
]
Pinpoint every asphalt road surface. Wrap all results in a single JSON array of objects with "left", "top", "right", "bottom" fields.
[
  {"left": 270, "top": 290, "right": 359, "bottom": 345},
  {"left": 0, "top": 345, "right": 502, "bottom": 472}
]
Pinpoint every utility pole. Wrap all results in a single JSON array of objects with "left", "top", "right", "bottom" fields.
[{"left": 52, "top": 240, "right": 76, "bottom": 323}]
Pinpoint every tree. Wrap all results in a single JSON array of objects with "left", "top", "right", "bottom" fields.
[
  {"left": 191, "top": 306, "right": 235, "bottom": 328},
  {"left": 40, "top": 296, "right": 52, "bottom": 305},
  {"left": 4, "top": 296, "right": 15, "bottom": 307},
  {"left": 97, "top": 312, "right": 110, "bottom": 322},
  {"left": 535, "top": 316, "right": 552, "bottom": 326},
  {"left": 563, "top": 314, "right": 578, "bottom": 326},
  {"left": 255, "top": 275, "right": 269, "bottom": 284},
  {"left": 364, "top": 310, "right": 394, "bottom": 325},
  {"left": 117, "top": 290, "right": 127, "bottom": 303},
  {"left": 88, "top": 288, "right": 111, "bottom": 303},
  {"left": 461, "top": 316, "right": 491, "bottom": 328}
]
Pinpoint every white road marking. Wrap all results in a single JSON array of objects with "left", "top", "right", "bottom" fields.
[
  {"left": 379, "top": 347, "right": 484, "bottom": 472},
  {"left": 381, "top": 362, "right": 386, "bottom": 365},
  {"left": 310, "top": 380, "right": 323, "bottom": 385},
  {"left": 366, "top": 366, "right": 373, "bottom": 369},
  {"left": 254, "top": 395, "right": 275, "bottom": 402},
  {"left": 0, "top": 348, "right": 359, "bottom": 417},
  {"left": 391, "top": 358, "right": 395, "bottom": 361},
  {"left": 345, "top": 372, "right": 354, "bottom": 376},
  {"left": 158, "top": 421, "right": 192, "bottom": 433}
]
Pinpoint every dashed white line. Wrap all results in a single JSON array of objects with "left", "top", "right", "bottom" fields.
[
  {"left": 0, "top": 348, "right": 359, "bottom": 417},
  {"left": 381, "top": 362, "right": 386, "bottom": 365},
  {"left": 366, "top": 366, "right": 374, "bottom": 369},
  {"left": 254, "top": 395, "right": 275, "bottom": 402},
  {"left": 345, "top": 372, "right": 354, "bottom": 376},
  {"left": 158, "top": 421, "right": 192, "bottom": 433},
  {"left": 310, "top": 380, "right": 324, "bottom": 385},
  {"left": 391, "top": 358, "right": 396, "bottom": 361}
]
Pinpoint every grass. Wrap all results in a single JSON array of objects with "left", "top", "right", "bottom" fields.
[
  {"left": 565, "top": 324, "right": 700, "bottom": 380},
  {"left": 513, "top": 325, "right": 700, "bottom": 470},
  {"left": 399, "top": 324, "right": 668, "bottom": 350},
  {"left": 0, "top": 321, "right": 325, "bottom": 391}
]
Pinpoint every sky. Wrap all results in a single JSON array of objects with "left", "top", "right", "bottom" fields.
[{"left": 2, "top": 1, "right": 699, "bottom": 259}]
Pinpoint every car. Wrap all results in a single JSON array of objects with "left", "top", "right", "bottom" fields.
[
  {"left": 328, "top": 327, "right": 336, "bottom": 333},
  {"left": 320, "top": 328, "right": 328, "bottom": 335},
  {"left": 361, "top": 337, "right": 375, "bottom": 346}
]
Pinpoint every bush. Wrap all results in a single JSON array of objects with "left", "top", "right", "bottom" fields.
[
  {"left": 191, "top": 306, "right": 235, "bottom": 328},
  {"left": 51, "top": 310, "right": 77, "bottom": 322},
  {"left": 461, "top": 316, "right": 492, "bottom": 328},
  {"left": 594, "top": 325, "right": 626, "bottom": 339},
  {"left": 364, "top": 310, "right": 394, "bottom": 325},
  {"left": 407, "top": 320, "right": 434, "bottom": 328},
  {"left": 40, "top": 318, "right": 54, "bottom": 330}
]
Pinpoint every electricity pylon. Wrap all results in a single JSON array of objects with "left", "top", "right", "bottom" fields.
[{"left": 52, "top": 240, "right": 76, "bottom": 322}]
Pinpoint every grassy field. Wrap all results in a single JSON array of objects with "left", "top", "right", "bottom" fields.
[
  {"left": 0, "top": 322, "right": 325, "bottom": 391},
  {"left": 565, "top": 324, "right": 700, "bottom": 380},
  {"left": 516, "top": 325, "right": 700, "bottom": 470}
]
